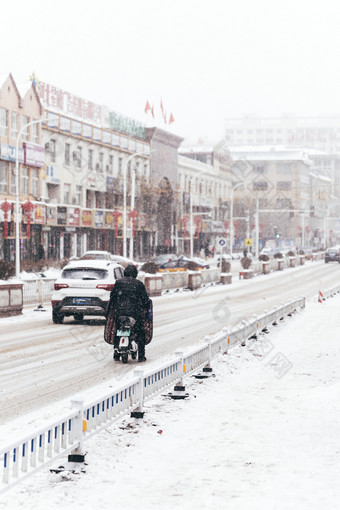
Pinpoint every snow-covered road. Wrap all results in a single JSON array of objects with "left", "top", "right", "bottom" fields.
[
  {"left": 0, "top": 260, "right": 338, "bottom": 424},
  {"left": 1, "top": 274, "right": 339, "bottom": 509}
]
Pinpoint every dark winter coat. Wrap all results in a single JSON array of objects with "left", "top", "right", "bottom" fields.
[{"left": 107, "top": 274, "right": 149, "bottom": 321}]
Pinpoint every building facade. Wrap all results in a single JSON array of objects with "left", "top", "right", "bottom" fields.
[{"left": 0, "top": 74, "right": 44, "bottom": 261}]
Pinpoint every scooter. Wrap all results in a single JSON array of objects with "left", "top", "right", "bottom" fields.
[{"left": 113, "top": 316, "right": 139, "bottom": 363}]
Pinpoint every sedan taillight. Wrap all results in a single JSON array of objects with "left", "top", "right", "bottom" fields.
[
  {"left": 96, "top": 283, "right": 114, "bottom": 291},
  {"left": 54, "top": 283, "right": 69, "bottom": 290}
]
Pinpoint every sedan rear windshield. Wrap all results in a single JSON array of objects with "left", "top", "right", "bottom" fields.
[{"left": 62, "top": 268, "right": 108, "bottom": 280}]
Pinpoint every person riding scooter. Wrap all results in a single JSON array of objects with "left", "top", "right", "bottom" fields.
[{"left": 106, "top": 264, "right": 150, "bottom": 362}]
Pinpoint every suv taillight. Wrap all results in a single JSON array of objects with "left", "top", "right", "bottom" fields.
[
  {"left": 54, "top": 283, "right": 69, "bottom": 290},
  {"left": 96, "top": 283, "right": 114, "bottom": 291}
]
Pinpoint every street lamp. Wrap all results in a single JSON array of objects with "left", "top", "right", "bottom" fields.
[
  {"left": 123, "top": 150, "right": 154, "bottom": 258},
  {"left": 15, "top": 118, "right": 44, "bottom": 277},
  {"left": 189, "top": 170, "right": 215, "bottom": 258},
  {"left": 230, "top": 182, "right": 244, "bottom": 259}
]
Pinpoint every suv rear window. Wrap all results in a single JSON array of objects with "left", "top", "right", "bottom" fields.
[{"left": 62, "top": 268, "right": 108, "bottom": 280}]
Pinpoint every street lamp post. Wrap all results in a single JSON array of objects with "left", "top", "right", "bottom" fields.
[
  {"left": 189, "top": 170, "right": 215, "bottom": 258},
  {"left": 15, "top": 118, "right": 44, "bottom": 278},
  {"left": 230, "top": 182, "right": 244, "bottom": 259},
  {"left": 123, "top": 151, "right": 145, "bottom": 258}
]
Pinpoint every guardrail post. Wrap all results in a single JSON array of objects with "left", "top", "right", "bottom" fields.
[
  {"left": 175, "top": 350, "right": 185, "bottom": 387},
  {"left": 203, "top": 335, "right": 212, "bottom": 369},
  {"left": 132, "top": 369, "right": 145, "bottom": 418},
  {"left": 69, "top": 399, "right": 85, "bottom": 462},
  {"left": 240, "top": 320, "right": 247, "bottom": 346}
]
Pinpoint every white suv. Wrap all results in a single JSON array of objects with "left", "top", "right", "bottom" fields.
[{"left": 51, "top": 260, "right": 124, "bottom": 324}]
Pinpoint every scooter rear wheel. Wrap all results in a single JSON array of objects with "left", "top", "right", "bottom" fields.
[{"left": 122, "top": 353, "right": 128, "bottom": 364}]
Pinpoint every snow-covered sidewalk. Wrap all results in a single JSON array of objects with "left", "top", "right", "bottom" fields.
[{"left": 1, "top": 295, "right": 340, "bottom": 509}]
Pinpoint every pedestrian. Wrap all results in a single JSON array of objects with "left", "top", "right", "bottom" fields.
[{"left": 105, "top": 264, "right": 150, "bottom": 362}]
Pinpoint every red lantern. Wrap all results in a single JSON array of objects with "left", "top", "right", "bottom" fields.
[
  {"left": 112, "top": 209, "right": 122, "bottom": 237},
  {"left": 0, "top": 199, "right": 12, "bottom": 238},
  {"left": 128, "top": 209, "right": 139, "bottom": 237},
  {"left": 181, "top": 216, "right": 188, "bottom": 238},
  {"left": 22, "top": 200, "right": 36, "bottom": 238},
  {"left": 194, "top": 216, "right": 201, "bottom": 237}
]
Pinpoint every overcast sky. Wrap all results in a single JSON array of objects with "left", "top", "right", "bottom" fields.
[{"left": 1, "top": 0, "right": 340, "bottom": 143}]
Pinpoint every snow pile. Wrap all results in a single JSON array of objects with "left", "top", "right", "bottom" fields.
[{"left": 1, "top": 295, "right": 339, "bottom": 509}]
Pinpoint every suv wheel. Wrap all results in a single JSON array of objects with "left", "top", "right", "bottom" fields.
[
  {"left": 52, "top": 310, "right": 64, "bottom": 324},
  {"left": 74, "top": 313, "right": 84, "bottom": 322}
]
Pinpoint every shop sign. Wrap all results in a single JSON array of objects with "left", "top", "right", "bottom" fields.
[
  {"left": 106, "top": 176, "right": 116, "bottom": 193},
  {"left": 0, "top": 144, "right": 24, "bottom": 163},
  {"left": 57, "top": 206, "right": 67, "bottom": 225},
  {"left": 46, "top": 206, "right": 57, "bottom": 225},
  {"left": 138, "top": 213, "right": 147, "bottom": 229},
  {"left": 37, "top": 81, "right": 103, "bottom": 125},
  {"left": 34, "top": 205, "right": 46, "bottom": 224},
  {"left": 94, "top": 210, "right": 104, "bottom": 228},
  {"left": 105, "top": 212, "right": 113, "bottom": 227},
  {"left": 211, "top": 221, "right": 224, "bottom": 233},
  {"left": 81, "top": 209, "right": 93, "bottom": 227},
  {"left": 68, "top": 207, "right": 80, "bottom": 227},
  {"left": 23, "top": 142, "right": 45, "bottom": 168},
  {"left": 87, "top": 173, "right": 96, "bottom": 188},
  {"left": 44, "top": 165, "right": 60, "bottom": 184}
]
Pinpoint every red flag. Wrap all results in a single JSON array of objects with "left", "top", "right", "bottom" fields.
[
  {"left": 169, "top": 113, "right": 174, "bottom": 124},
  {"left": 144, "top": 101, "right": 151, "bottom": 114},
  {"left": 151, "top": 105, "right": 154, "bottom": 117},
  {"left": 163, "top": 110, "right": 167, "bottom": 124}
]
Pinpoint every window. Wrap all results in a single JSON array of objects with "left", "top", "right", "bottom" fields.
[
  {"left": 31, "top": 168, "right": 39, "bottom": 197},
  {"left": 32, "top": 123, "right": 39, "bottom": 144},
  {"left": 50, "top": 139, "right": 56, "bottom": 163},
  {"left": 65, "top": 143, "right": 70, "bottom": 166},
  {"left": 118, "top": 158, "right": 122, "bottom": 176},
  {"left": 63, "top": 183, "right": 71, "bottom": 204},
  {"left": 73, "top": 146, "right": 82, "bottom": 168},
  {"left": 21, "top": 115, "right": 29, "bottom": 141},
  {"left": 0, "top": 108, "right": 8, "bottom": 136},
  {"left": 108, "top": 155, "right": 113, "bottom": 174},
  {"left": 21, "top": 167, "right": 28, "bottom": 194},
  {"left": 11, "top": 112, "right": 18, "bottom": 139},
  {"left": 10, "top": 164, "right": 16, "bottom": 195},
  {"left": 277, "top": 181, "right": 291, "bottom": 190},
  {"left": 253, "top": 181, "right": 268, "bottom": 191},
  {"left": 0, "top": 161, "right": 8, "bottom": 193},
  {"left": 97, "top": 153, "right": 103, "bottom": 172},
  {"left": 88, "top": 149, "right": 93, "bottom": 170},
  {"left": 76, "top": 185, "right": 82, "bottom": 206}
]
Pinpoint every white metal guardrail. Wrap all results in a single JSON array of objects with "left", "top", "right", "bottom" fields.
[
  {"left": 22, "top": 278, "right": 56, "bottom": 307},
  {"left": 0, "top": 295, "right": 307, "bottom": 494},
  {"left": 318, "top": 284, "right": 340, "bottom": 301}
]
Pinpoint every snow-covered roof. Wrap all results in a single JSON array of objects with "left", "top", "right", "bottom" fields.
[
  {"left": 16, "top": 80, "right": 33, "bottom": 98},
  {"left": 309, "top": 172, "right": 332, "bottom": 183},
  {"left": 229, "top": 145, "right": 313, "bottom": 164}
]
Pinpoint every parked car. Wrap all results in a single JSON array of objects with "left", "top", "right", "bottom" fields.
[
  {"left": 325, "top": 246, "right": 340, "bottom": 263},
  {"left": 158, "top": 256, "right": 209, "bottom": 271},
  {"left": 51, "top": 260, "right": 125, "bottom": 324},
  {"left": 154, "top": 253, "right": 177, "bottom": 266}
]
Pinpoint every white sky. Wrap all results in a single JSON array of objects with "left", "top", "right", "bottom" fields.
[{"left": 1, "top": 0, "right": 340, "bottom": 142}]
